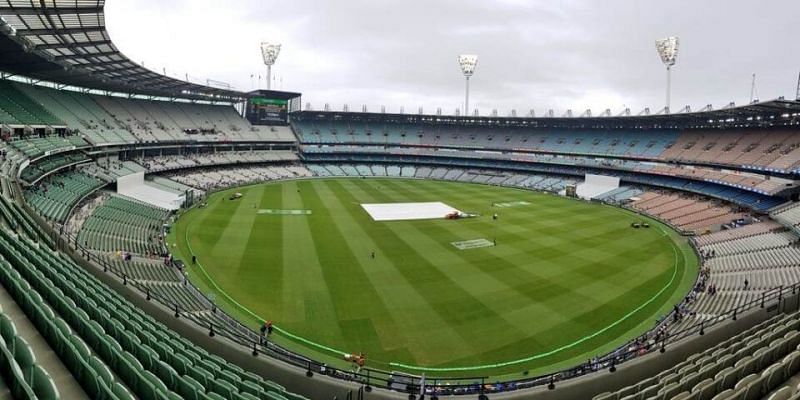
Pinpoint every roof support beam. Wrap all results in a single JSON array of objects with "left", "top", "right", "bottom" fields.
[
  {"left": 53, "top": 50, "right": 119, "bottom": 61},
  {"left": 32, "top": 39, "right": 112, "bottom": 50},
  {"left": 0, "top": 6, "right": 103, "bottom": 15},
  {"left": 13, "top": 27, "right": 104, "bottom": 36},
  {"left": 72, "top": 59, "right": 132, "bottom": 68},
  {"left": 98, "top": 67, "right": 150, "bottom": 77},
  {"left": 124, "top": 76, "right": 176, "bottom": 87}
]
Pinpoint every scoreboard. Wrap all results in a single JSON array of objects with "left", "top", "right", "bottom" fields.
[
  {"left": 244, "top": 90, "right": 301, "bottom": 126},
  {"left": 246, "top": 97, "right": 288, "bottom": 124}
]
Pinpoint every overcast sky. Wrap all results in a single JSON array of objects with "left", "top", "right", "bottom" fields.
[{"left": 105, "top": 0, "right": 800, "bottom": 115}]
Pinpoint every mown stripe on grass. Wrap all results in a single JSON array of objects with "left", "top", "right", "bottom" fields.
[
  {"left": 278, "top": 180, "right": 342, "bottom": 338},
  {"left": 310, "top": 179, "right": 477, "bottom": 362},
  {"left": 296, "top": 180, "right": 412, "bottom": 357}
]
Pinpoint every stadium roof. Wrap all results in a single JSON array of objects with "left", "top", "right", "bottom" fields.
[
  {"left": 0, "top": 0, "right": 248, "bottom": 102},
  {"left": 294, "top": 98, "right": 800, "bottom": 130}
]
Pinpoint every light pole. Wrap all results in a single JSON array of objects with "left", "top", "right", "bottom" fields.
[
  {"left": 260, "top": 42, "right": 281, "bottom": 90},
  {"left": 655, "top": 37, "right": 679, "bottom": 113},
  {"left": 458, "top": 55, "right": 478, "bottom": 116}
]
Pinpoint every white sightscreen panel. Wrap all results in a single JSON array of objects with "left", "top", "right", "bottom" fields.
[
  {"left": 585, "top": 174, "right": 620, "bottom": 187},
  {"left": 116, "top": 171, "right": 144, "bottom": 189},
  {"left": 117, "top": 172, "right": 183, "bottom": 210},
  {"left": 576, "top": 174, "right": 621, "bottom": 200}
]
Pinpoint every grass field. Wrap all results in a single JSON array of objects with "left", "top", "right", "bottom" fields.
[{"left": 168, "top": 177, "right": 697, "bottom": 379}]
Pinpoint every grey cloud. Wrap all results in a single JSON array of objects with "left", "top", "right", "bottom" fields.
[{"left": 106, "top": 0, "right": 800, "bottom": 114}]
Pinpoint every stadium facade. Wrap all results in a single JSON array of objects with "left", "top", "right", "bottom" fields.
[{"left": 2, "top": 1, "right": 800, "bottom": 399}]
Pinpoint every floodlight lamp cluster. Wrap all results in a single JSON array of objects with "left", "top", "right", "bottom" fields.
[
  {"left": 260, "top": 42, "right": 281, "bottom": 66},
  {"left": 655, "top": 37, "right": 679, "bottom": 67},
  {"left": 458, "top": 55, "right": 478, "bottom": 77}
]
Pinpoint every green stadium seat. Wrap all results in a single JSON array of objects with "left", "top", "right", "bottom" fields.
[
  {"left": 691, "top": 378, "right": 715, "bottom": 400},
  {"left": 263, "top": 391, "right": 290, "bottom": 400},
  {"left": 204, "top": 392, "right": 228, "bottom": 400},
  {"left": 177, "top": 375, "right": 205, "bottom": 400},
  {"left": 671, "top": 392, "right": 694, "bottom": 400},
  {"left": 113, "top": 382, "right": 136, "bottom": 400},
  {"left": 155, "top": 360, "right": 179, "bottom": 391},
  {"left": 211, "top": 378, "right": 237, "bottom": 399},
  {"left": 240, "top": 380, "right": 264, "bottom": 398},
  {"left": 12, "top": 336, "right": 36, "bottom": 379},
  {"left": 0, "top": 314, "right": 17, "bottom": 344},
  {"left": 188, "top": 366, "right": 215, "bottom": 390},
  {"left": 235, "top": 391, "right": 260, "bottom": 400},
  {"left": 710, "top": 389, "right": 734, "bottom": 400}
]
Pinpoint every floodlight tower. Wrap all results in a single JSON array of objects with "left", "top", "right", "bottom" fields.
[
  {"left": 655, "top": 37, "right": 679, "bottom": 113},
  {"left": 260, "top": 42, "right": 281, "bottom": 90},
  {"left": 458, "top": 55, "right": 478, "bottom": 116}
]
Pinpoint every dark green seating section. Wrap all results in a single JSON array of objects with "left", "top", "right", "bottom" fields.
[
  {"left": 100, "top": 256, "right": 182, "bottom": 283},
  {"left": 0, "top": 228, "right": 308, "bottom": 400},
  {"left": 0, "top": 195, "right": 40, "bottom": 242},
  {"left": 593, "top": 312, "right": 800, "bottom": 400},
  {"left": 0, "top": 81, "right": 63, "bottom": 127},
  {"left": 8, "top": 136, "right": 87, "bottom": 160},
  {"left": 78, "top": 196, "right": 169, "bottom": 255},
  {"left": 0, "top": 306, "right": 59, "bottom": 400},
  {"left": 24, "top": 171, "right": 106, "bottom": 223},
  {"left": 21, "top": 154, "right": 90, "bottom": 183},
  {"left": 141, "top": 283, "right": 210, "bottom": 312}
]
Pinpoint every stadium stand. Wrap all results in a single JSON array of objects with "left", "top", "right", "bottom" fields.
[
  {"left": 76, "top": 194, "right": 170, "bottom": 256},
  {"left": 773, "top": 203, "right": 800, "bottom": 230},
  {"left": 19, "top": 153, "right": 90, "bottom": 183},
  {"left": 11, "top": 82, "right": 296, "bottom": 145},
  {"left": 592, "top": 311, "right": 800, "bottom": 400},
  {"left": 0, "top": 80, "right": 64, "bottom": 128},
  {"left": 5, "top": 134, "right": 86, "bottom": 160},
  {"left": 164, "top": 164, "right": 311, "bottom": 192},
  {"left": 293, "top": 117, "right": 800, "bottom": 174},
  {"left": 629, "top": 191, "right": 747, "bottom": 234},
  {"left": 136, "top": 150, "right": 299, "bottom": 173},
  {"left": 24, "top": 170, "right": 107, "bottom": 223},
  {"left": 0, "top": 226, "right": 310, "bottom": 400}
]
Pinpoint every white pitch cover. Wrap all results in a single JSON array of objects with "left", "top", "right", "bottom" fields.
[{"left": 361, "top": 202, "right": 461, "bottom": 221}]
